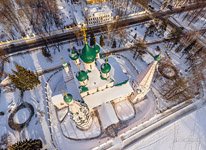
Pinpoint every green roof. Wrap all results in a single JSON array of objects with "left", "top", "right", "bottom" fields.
[
  {"left": 94, "top": 44, "right": 100, "bottom": 54},
  {"left": 154, "top": 54, "right": 161, "bottom": 62},
  {"left": 69, "top": 49, "right": 79, "bottom": 60},
  {"left": 101, "top": 63, "right": 111, "bottom": 74},
  {"left": 80, "top": 44, "right": 96, "bottom": 63},
  {"left": 64, "top": 93, "right": 73, "bottom": 103},
  {"left": 80, "top": 86, "right": 89, "bottom": 93},
  {"left": 62, "top": 62, "right": 68, "bottom": 68},
  {"left": 76, "top": 70, "right": 88, "bottom": 81}
]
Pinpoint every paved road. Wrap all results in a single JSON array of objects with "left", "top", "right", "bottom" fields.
[{"left": 1, "top": 2, "right": 206, "bottom": 55}]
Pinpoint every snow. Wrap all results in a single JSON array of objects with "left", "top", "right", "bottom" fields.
[
  {"left": 114, "top": 99, "right": 135, "bottom": 121},
  {"left": 13, "top": 108, "right": 30, "bottom": 124},
  {"left": 57, "top": 107, "right": 68, "bottom": 122},
  {"left": 86, "top": 4, "right": 113, "bottom": 17},
  {"left": 125, "top": 104, "right": 206, "bottom": 150},
  {"left": 1, "top": 1, "right": 206, "bottom": 149},
  {"left": 60, "top": 114, "right": 101, "bottom": 139},
  {"left": 97, "top": 102, "right": 119, "bottom": 129},
  {"left": 84, "top": 82, "right": 133, "bottom": 110}
]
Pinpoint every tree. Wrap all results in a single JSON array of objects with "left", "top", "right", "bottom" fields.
[
  {"left": 111, "top": 40, "right": 117, "bottom": 48},
  {"left": 100, "top": 35, "right": 105, "bottom": 47},
  {"left": 143, "top": 23, "right": 156, "bottom": 41},
  {"left": 0, "top": 48, "right": 9, "bottom": 62},
  {"left": 42, "top": 47, "right": 51, "bottom": 58},
  {"left": 9, "top": 139, "right": 42, "bottom": 150},
  {"left": 9, "top": 64, "right": 40, "bottom": 93},
  {"left": 133, "top": 0, "right": 150, "bottom": 9},
  {"left": 42, "top": 47, "right": 52, "bottom": 62},
  {"left": 90, "top": 32, "right": 96, "bottom": 47},
  {"left": 166, "top": 28, "right": 182, "bottom": 50},
  {"left": 133, "top": 40, "right": 147, "bottom": 60}
]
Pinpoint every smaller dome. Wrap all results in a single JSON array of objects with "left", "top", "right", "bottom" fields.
[
  {"left": 154, "top": 54, "right": 161, "bottom": 62},
  {"left": 94, "top": 44, "right": 100, "bottom": 54},
  {"left": 64, "top": 93, "right": 73, "bottom": 103},
  {"left": 76, "top": 70, "right": 88, "bottom": 81},
  {"left": 62, "top": 62, "right": 68, "bottom": 68},
  {"left": 101, "top": 63, "right": 111, "bottom": 74},
  {"left": 69, "top": 50, "right": 79, "bottom": 60}
]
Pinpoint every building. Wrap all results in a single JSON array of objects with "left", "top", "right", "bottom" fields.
[
  {"left": 85, "top": 5, "right": 113, "bottom": 26},
  {"left": 51, "top": 27, "right": 159, "bottom": 134}
]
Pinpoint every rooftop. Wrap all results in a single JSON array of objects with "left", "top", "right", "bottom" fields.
[{"left": 85, "top": 4, "right": 112, "bottom": 16}]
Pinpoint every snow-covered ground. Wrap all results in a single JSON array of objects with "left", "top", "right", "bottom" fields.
[
  {"left": 1, "top": 1, "right": 206, "bottom": 149},
  {"left": 126, "top": 104, "right": 206, "bottom": 150}
]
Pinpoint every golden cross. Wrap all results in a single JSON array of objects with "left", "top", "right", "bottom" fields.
[{"left": 81, "top": 26, "right": 87, "bottom": 43}]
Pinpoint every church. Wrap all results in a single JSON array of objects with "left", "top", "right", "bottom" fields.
[{"left": 51, "top": 27, "right": 160, "bottom": 136}]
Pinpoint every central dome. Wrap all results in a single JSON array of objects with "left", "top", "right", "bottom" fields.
[{"left": 80, "top": 44, "right": 96, "bottom": 63}]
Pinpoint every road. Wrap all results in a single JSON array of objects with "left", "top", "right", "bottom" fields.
[{"left": 1, "top": 2, "right": 206, "bottom": 55}]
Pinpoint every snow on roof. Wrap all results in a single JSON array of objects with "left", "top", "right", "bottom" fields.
[
  {"left": 83, "top": 82, "right": 133, "bottom": 109},
  {"left": 70, "top": 55, "right": 129, "bottom": 90},
  {"left": 96, "top": 56, "right": 129, "bottom": 85},
  {"left": 142, "top": 53, "right": 154, "bottom": 64},
  {"left": 85, "top": 4, "right": 112, "bottom": 17},
  {"left": 68, "top": 55, "right": 133, "bottom": 109},
  {"left": 51, "top": 94, "right": 68, "bottom": 110},
  {"left": 97, "top": 102, "right": 119, "bottom": 129},
  {"left": 73, "top": 11, "right": 85, "bottom": 25}
]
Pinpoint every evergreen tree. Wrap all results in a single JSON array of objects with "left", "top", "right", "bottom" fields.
[
  {"left": 9, "top": 139, "right": 42, "bottom": 150},
  {"left": 100, "top": 35, "right": 105, "bottom": 47},
  {"left": 111, "top": 40, "right": 117, "bottom": 48},
  {"left": 9, "top": 64, "right": 40, "bottom": 92},
  {"left": 90, "top": 32, "right": 96, "bottom": 47}
]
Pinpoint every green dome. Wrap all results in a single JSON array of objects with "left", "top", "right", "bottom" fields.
[
  {"left": 76, "top": 70, "right": 88, "bottom": 81},
  {"left": 69, "top": 49, "right": 79, "bottom": 60},
  {"left": 80, "top": 44, "right": 96, "bottom": 63},
  {"left": 62, "top": 62, "right": 68, "bottom": 68},
  {"left": 64, "top": 93, "right": 73, "bottom": 103},
  {"left": 101, "top": 63, "right": 111, "bottom": 74},
  {"left": 94, "top": 44, "right": 100, "bottom": 54},
  {"left": 154, "top": 54, "right": 161, "bottom": 62}
]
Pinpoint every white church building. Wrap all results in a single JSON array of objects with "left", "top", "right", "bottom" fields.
[{"left": 50, "top": 28, "right": 160, "bottom": 138}]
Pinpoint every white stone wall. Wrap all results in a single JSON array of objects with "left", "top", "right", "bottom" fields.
[{"left": 84, "top": 62, "right": 95, "bottom": 70}]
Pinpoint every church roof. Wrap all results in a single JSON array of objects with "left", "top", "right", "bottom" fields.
[
  {"left": 76, "top": 70, "right": 88, "bottom": 81},
  {"left": 137, "top": 61, "right": 158, "bottom": 88},
  {"left": 94, "top": 44, "right": 100, "bottom": 54},
  {"left": 154, "top": 54, "right": 161, "bottom": 62},
  {"left": 62, "top": 62, "right": 68, "bottom": 68},
  {"left": 101, "top": 63, "right": 111, "bottom": 73},
  {"left": 80, "top": 44, "right": 96, "bottom": 63},
  {"left": 64, "top": 93, "right": 73, "bottom": 103},
  {"left": 69, "top": 49, "right": 79, "bottom": 60}
]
